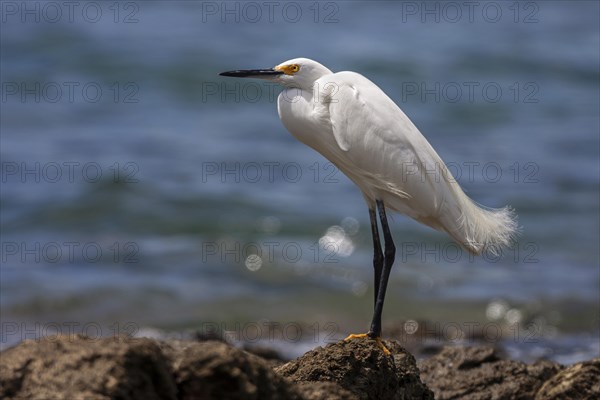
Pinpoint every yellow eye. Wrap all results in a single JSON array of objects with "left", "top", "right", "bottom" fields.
[{"left": 274, "top": 64, "right": 301, "bottom": 75}]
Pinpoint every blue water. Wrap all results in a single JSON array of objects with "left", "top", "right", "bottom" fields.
[{"left": 1, "top": 1, "right": 599, "bottom": 361}]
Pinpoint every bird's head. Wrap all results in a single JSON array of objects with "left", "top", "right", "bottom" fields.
[{"left": 220, "top": 58, "right": 332, "bottom": 90}]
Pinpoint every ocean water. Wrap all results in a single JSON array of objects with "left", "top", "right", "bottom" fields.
[{"left": 1, "top": 1, "right": 599, "bottom": 362}]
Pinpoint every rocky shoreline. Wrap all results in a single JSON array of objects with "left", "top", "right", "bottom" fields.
[{"left": 1, "top": 335, "right": 598, "bottom": 399}]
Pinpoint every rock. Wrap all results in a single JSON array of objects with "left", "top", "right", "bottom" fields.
[
  {"left": 295, "top": 381, "right": 358, "bottom": 400},
  {"left": 275, "top": 338, "right": 434, "bottom": 400},
  {"left": 243, "top": 344, "right": 287, "bottom": 368},
  {"left": 164, "top": 340, "right": 302, "bottom": 400},
  {"left": 2, "top": 335, "right": 413, "bottom": 400},
  {"left": 419, "top": 346, "right": 562, "bottom": 400},
  {"left": 4, "top": 334, "right": 595, "bottom": 400},
  {"left": 0, "top": 334, "right": 176, "bottom": 400},
  {"left": 0, "top": 336, "right": 301, "bottom": 400},
  {"left": 535, "top": 358, "right": 600, "bottom": 400}
]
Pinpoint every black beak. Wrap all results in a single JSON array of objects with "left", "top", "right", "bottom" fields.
[{"left": 219, "top": 68, "right": 283, "bottom": 78}]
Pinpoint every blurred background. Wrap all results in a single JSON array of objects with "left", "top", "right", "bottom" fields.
[{"left": 1, "top": 1, "right": 598, "bottom": 363}]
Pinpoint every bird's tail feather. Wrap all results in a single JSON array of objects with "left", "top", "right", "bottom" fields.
[{"left": 445, "top": 194, "right": 519, "bottom": 256}]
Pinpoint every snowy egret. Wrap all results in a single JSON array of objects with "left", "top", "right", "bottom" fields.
[{"left": 220, "top": 58, "right": 517, "bottom": 353}]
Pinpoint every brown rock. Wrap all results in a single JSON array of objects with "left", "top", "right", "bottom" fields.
[
  {"left": 164, "top": 340, "right": 302, "bottom": 400},
  {"left": 419, "top": 346, "right": 562, "bottom": 400},
  {"left": 275, "top": 338, "right": 434, "bottom": 400},
  {"left": 10, "top": 334, "right": 594, "bottom": 400},
  {"left": 0, "top": 336, "right": 301, "bottom": 400},
  {"left": 0, "top": 334, "right": 176, "bottom": 400},
  {"left": 295, "top": 381, "right": 358, "bottom": 400},
  {"left": 535, "top": 358, "right": 600, "bottom": 400}
]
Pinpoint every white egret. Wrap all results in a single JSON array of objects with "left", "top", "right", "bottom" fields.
[{"left": 220, "top": 58, "right": 517, "bottom": 353}]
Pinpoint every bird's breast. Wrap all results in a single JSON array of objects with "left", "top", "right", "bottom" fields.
[{"left": 277, "top": 88, "right": 332, "bottom": 150}]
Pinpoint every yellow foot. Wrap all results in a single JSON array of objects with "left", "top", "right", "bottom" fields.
[{"left": 344, "top": 333, "right": 391, "bottom": 356}]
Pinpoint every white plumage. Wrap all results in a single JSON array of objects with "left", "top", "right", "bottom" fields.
[{"left": 274, "top": 58, "right": 517, "bottom": 255}]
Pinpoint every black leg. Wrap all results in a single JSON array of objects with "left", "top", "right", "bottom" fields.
[
  {"left": 368, "top": 199, "right": 396, "bottom": 338},
  {"left": 369, "top": 207, "right": 384, "bottom": 309}
]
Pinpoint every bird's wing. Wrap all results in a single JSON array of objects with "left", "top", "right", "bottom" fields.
[
  {"left": 316, "top": 72, "right": 517, "bottom": 254},
  {"left": 317, "top": 71, "right": 455, "bottom": 219},
  {"left": 321, "top": 72, "right": 433, "bottom": 161}
]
